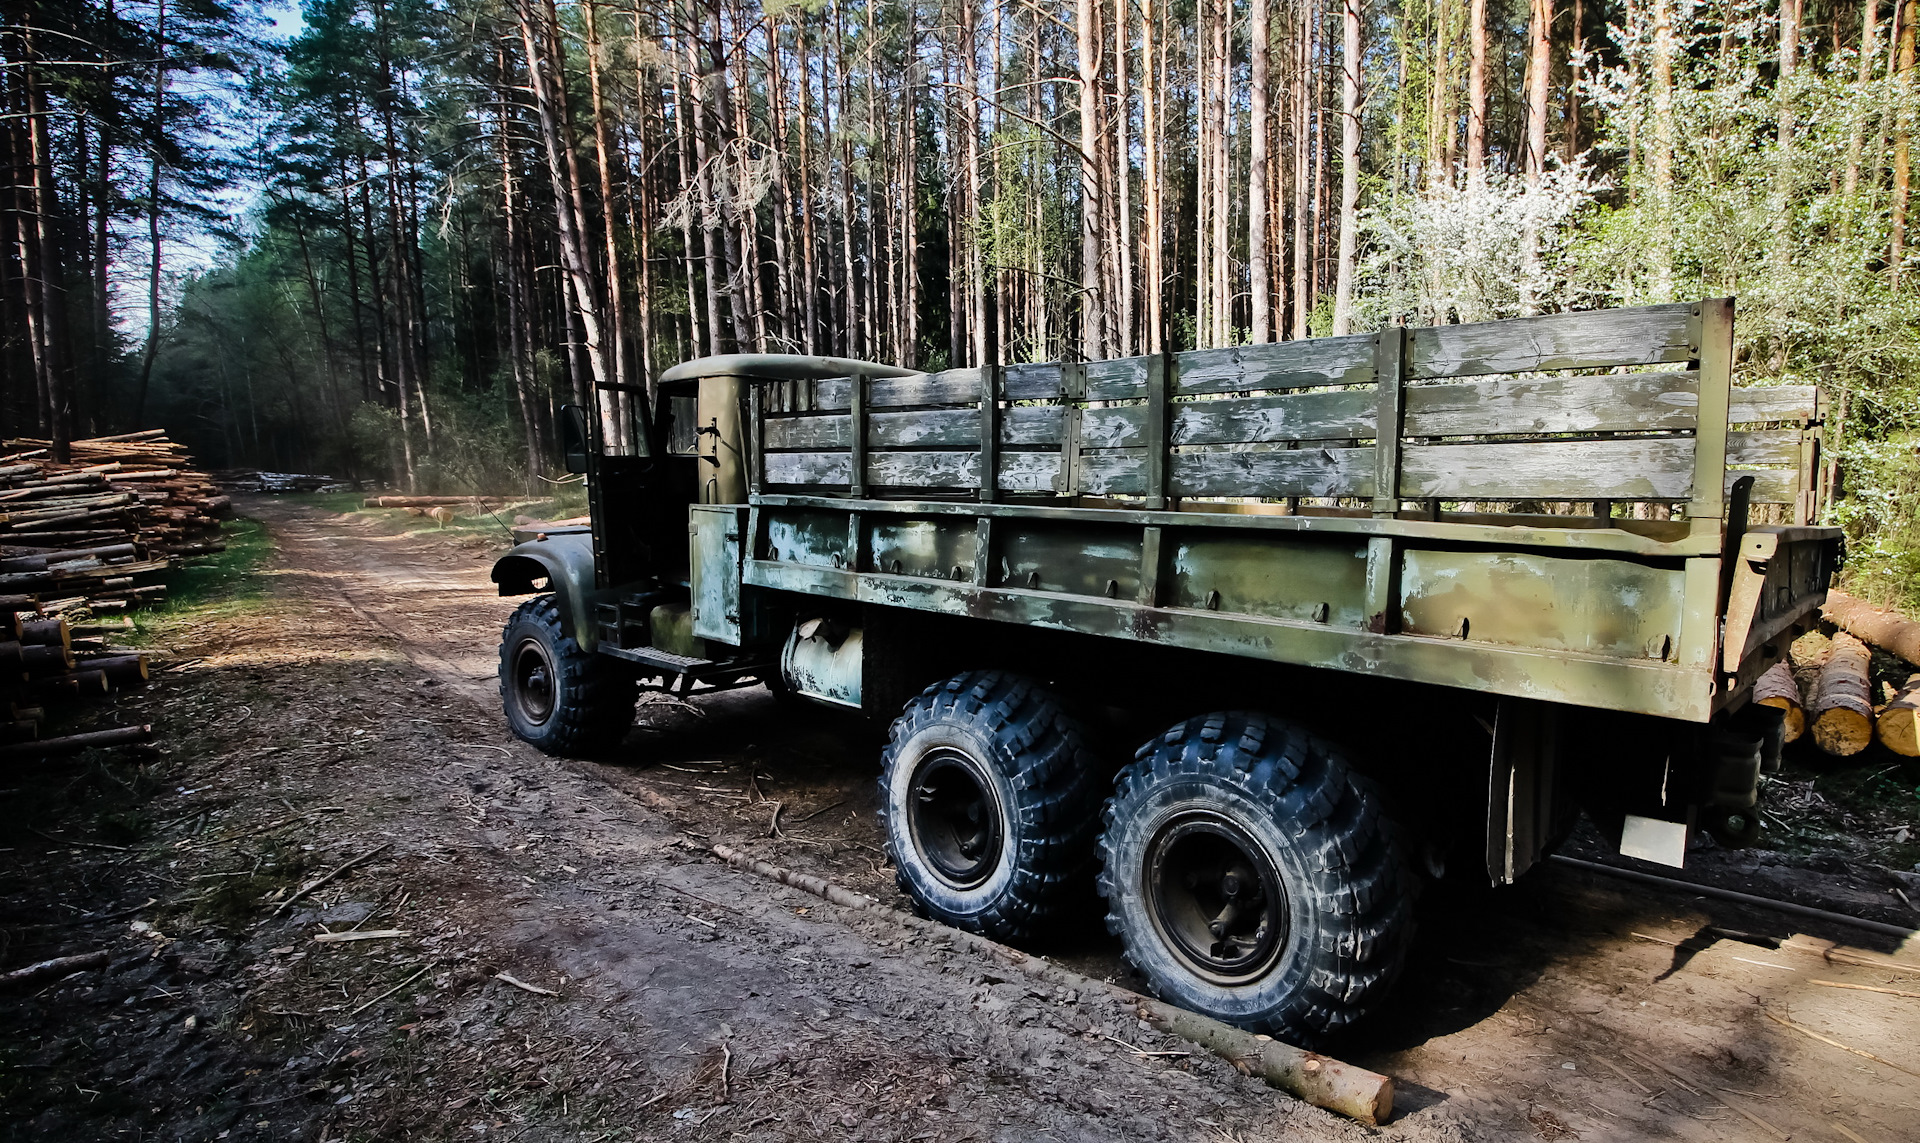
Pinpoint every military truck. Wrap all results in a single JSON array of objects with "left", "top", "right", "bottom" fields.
[{"left": 490, "top": 298, "right": 1837, "bottom": 1044}]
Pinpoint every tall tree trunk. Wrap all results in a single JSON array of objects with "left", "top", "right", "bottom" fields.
[
  {"left": 1467, "top": 0, "right": 1487, "bottom": 179},
  {"left": 1211, "top": 0, "right": 1229, "bottom": 346},
  {"left": 1525, "top": 0, "right": 1551, "bottom": 183},
  {"left": 1770, "top": 0, "right": 1802, "bottom": 266},
  {"left": 582, "top": 0, "right": 632, "bottom": 419},
  {"left": 1292, "top": 0, "right": 1311, "bottom": 338},
  {"left": 1896, "top": 0, "right": 1917, "bottom": 278},
  {"left": 516, "top": 0, "right": 616, "bottom": 438},
  {"left": 963, "top": 0, "right": 986, "bottom": 365},
  {"left": 19, "top": 18, "right": 71, "bottom": 456},
  {"left": 1113, "top": 0, "right": 1134, "bottom": 356},
  {"left": 497, "top": 47, "right": 542, "bottom": 488},
  {"left": 1331, "top": 0, "right": 1361, "bottom": 335},
  {"left": 1649, "top": 0, "right": 1677, "bottom": 301},
  {"left": 1250, "top": 0, "right": 1272, "bottom": 342},
  {"left": 1844, "top": 0, "right": 1880, "bottom": 206},
  {"left": 685, "top": 35, "right": 730, "bottom": 356},
  {"left": 1142, "top": 0, "right": 1165, "bottom": 352},
  {"left": 670, "top": 59, "right": 707, "bottom": 358},
  {"left": 1565, "top": 0, "right": 1584, "bottom": 160},
  {"left": 133, "top": 0, "right": 168, "bottom": 430},
  {"left": 1077, "top": 0, "right": 1103, "bottom": 361},
  {"left": 796, "top": 16, "right": 820, "bottom": 355}
]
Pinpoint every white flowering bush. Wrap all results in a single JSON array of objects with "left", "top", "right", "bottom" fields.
[{"left": 1356, "top": 166, "right": 1607, "bottom": 326}]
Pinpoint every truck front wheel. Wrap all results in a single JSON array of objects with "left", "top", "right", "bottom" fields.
[
  {"left": 1099, "top": 712, "right": 1412, "bottom": 1047},
  {"left": 879, "top": 671, "right": 1106, "bottom": 940},
  {"left": 498, "top": 596, "right": 636, "bottom": 756}
]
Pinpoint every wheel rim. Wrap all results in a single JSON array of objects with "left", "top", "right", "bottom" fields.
[
  {"left": 1143, "top": 811, "right": 1289, "bottom": 985},
  {"left": 905, "top": 747, "right": 1005, "bottom": 890},
  {"left": 509, "top": 636, "right": 557, "bottom": 726}
]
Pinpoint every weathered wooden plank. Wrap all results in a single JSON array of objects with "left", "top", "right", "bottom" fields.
[
  {"left": 1169, "top": 389, "right": 1377, "bottom": 445},
  {"left": 1739, "top": 469, "right": 1799, "bottom": 503},
  {"left": 1173, "top": 335, "right": 1377, "bottom": 395},
  {"left": 1401, "top": 439, "right": 1697, "bottom": 499},
  {"left": 1392, "top": 440, "right": 1798, "bottom": 502},
  {"left": 1406, "top": 303, "right": 1695, "bottom": 380},
  {"left": 811, "top": 368, "right": 984, "bottom": 410},
  {"left": 765, "top": 405, "right": 1065, "bottom": 450},
  {"left": 1402, "top": 371, "right": 1702, "bottom": 436},
  {"left": 1727, "top": 429, "right": 1804, "bottom": 468},
  {"left": 1004, "top": 362, "right": 1064, "bottom": 400},
  {"left": 1169, "top": 446, "right": 1378, "bottom": 499},
  {"left": 765, "top": 449, "right": 1060, "bottom": 491},
  {"left": 1086, "top": 356, "right": 1150, "bottom": 401},
  {"left": 1081, "top": 406, "right": 1148, "bottom": 449},
  {"left": 1729, "top": 384, "right": 1821, "bottom": 423},
  {"left": 1081, "top": 450, "right": 1150, "bottom": 496}
]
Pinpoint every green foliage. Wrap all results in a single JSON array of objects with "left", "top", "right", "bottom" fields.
[
  {"left": 1832, "top": 434, "right": 1920, "bottom": 614},
  {"left": 136, "top": 517, "right": 275, "bottom": 627}
]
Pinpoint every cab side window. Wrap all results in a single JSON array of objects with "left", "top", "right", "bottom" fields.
[{"left": 666, "top": 395, "right": 700, "bottom": 457}]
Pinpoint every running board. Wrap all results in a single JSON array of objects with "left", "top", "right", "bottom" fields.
[{"left": 597, "top": 644, "right": 774, "bottom": 696}]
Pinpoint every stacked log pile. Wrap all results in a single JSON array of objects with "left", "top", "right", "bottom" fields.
[
  {"left": 1, "top": 611, "right": 155, "bottom": 756},
  {"left": 0, "top": 430, "right": 223, "bottom": 757},
  {"left": 1, "top": 430, "right": 230, "bottom": 616},
  {"left": 1781, "top": 590, "right": 1920, "bottom": 758}
]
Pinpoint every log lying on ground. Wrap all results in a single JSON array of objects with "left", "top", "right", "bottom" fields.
[
  {"left": 363, "top": 495, "right": 494, "bottom": 508},
  {"left": 1811, "top": 631, "right": 1876, "bottom": 756},
  {"left": 0, "top": 723, "right": 151, "bottom": 758},
  {"left": 1879, "top": 674, "right": 1920, "bottom": 758},
  {"left": 0, "top": 950, "right": 109, "bottom": 989},
  {"left": 1752, "top": 661, "right": 1806, "bottom": 743},
  {"left": 711, "top": 843, "right": 1395, "bottom": 1125},
  {"left": 1823, "top": 590, "right": 1920, "bottom": 667}
]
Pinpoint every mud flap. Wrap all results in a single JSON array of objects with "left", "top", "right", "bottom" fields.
[{"left": 1485, "top": 697, "right": 1570, "bottom": 885}]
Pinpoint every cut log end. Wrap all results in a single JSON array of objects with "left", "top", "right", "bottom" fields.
[
  {"left": 1752, "top": 661, "right": 1806, "bottom": 743},
  {"left": 1757, "top": 697, "right": 1806, "bottom": 743},
  {"left": 1811, "top": 632, "right": 1875, "bottom": 758},
  {"left": 1812, "top": 709, "right": 1874, "bottom": 757},
  {"left": 1878, "top": 674, "right": 1920, "bottom": 758}
]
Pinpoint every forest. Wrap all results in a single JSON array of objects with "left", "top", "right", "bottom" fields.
[{"left": 4, "top": 0, "right": 1920, "bottom": 606}]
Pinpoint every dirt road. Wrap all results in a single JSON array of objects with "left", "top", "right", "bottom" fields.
[{"left": 4, "top": 497, "right": 1918, "bottom": 1142}]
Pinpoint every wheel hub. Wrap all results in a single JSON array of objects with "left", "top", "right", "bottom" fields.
[
  {"left": 906, "top": 748, "right": 1005, "bottom": 889},
  {"left": 510, "top": 638, "right": 557, "bottom": 725},
  {"left": 1144, "top": 812, "right": 1288, "bottom": 984}
]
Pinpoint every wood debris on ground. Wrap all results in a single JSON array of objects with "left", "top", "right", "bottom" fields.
[
  {"left": 213, "top": 469, "right": 359, "bottom": 494},
  {"left": 2, "top": 429, "right": 228, "bottom": 755}
]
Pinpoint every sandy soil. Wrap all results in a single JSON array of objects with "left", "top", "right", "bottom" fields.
[{"left": 2, "top": 495, "right": 1917, "bottom": 1142}]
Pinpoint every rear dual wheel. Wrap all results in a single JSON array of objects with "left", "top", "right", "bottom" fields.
[
  {"left": 880, "top": 678, "right": 1413, "bottom": 1044},
  {"left": 879, "top": 671, "right": 1106, "bottom": 940},
  {"left": 1099, "top": 712, "right": 1413, "bottom": 1046}
]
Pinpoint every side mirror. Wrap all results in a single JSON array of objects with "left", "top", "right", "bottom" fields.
[{"left": 559, "top": 404, "right": 592, "bottom": 475}]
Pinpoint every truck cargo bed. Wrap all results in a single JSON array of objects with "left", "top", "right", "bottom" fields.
[{"left": 715, "top": 300, "right": 1838, "bottom": 723}]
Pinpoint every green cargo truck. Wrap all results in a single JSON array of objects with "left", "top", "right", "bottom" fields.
[{"left": 490, "top": 298, "right": 1838, "bottom": 1044}]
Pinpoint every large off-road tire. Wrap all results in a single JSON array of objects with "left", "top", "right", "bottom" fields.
[
  {"left": 879, "top": 671, "right": 1107, "bottom": 940},
  {"left": 498, "top": 596, "right": 636, "bottom": 756},
  {"left": 1099, "top": 712, "right": 1413, "bottom": 1047}
]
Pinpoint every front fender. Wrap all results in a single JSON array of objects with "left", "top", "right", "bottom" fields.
[{"left": 492, "top": 532, "right": 600, "bottom": 650}]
